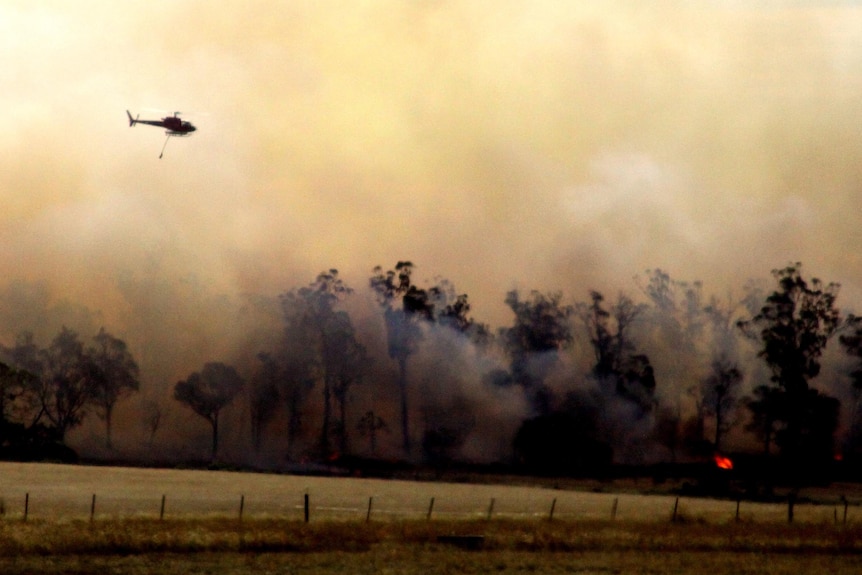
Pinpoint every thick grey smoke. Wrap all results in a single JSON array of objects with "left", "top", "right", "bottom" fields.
[{"left": 3, "top": 2, "right": 862, "bottom": 462}]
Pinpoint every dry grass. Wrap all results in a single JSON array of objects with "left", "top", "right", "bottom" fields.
[
  {"left": 0, "top": 517, "right": 856, "bottom": 555},
  {"left": 0, "top": 461, "right": 856, "bottom": 524},
  {"left": 0, "top": 518, "right": 861, "bottom": 574},
  {"left": 1, "top": 462, "right": 862, "bottom": 574}
]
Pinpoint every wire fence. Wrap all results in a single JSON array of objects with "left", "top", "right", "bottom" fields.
[
  {"left": 2, "top": 490, "right": 858, "bottom": 526},
  {"left": 0, "top": 462, "right": 859, "bottom": 525}
]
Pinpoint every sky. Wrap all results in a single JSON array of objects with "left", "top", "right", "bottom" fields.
[{"left": 3, "top": 1, "right": 862, "bottom": 368}]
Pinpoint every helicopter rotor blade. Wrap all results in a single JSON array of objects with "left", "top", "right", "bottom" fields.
[{"left": 140, "top": 107, "right": 207, "bottom": 117}]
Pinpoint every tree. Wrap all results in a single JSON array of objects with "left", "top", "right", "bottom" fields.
[
  {"left": 431, "top": 280, "right": 491, "bottom": 344},
  {"left": 0, "top": 333, "right": 43, "bottom": 431},
  {"left": 501, "top": 289, "right": 573, "bottom": 414},
  {"left": 141, "top": 399, "right": 162, "bottom": 450},
  {"left": 248, "top": 352, "right": 281, "bottom": 453},
  {"left": 701, "top": 357, "right": 742, "bottom": 452},
  {"left": 576, "top": 291, "right": 654, "bottom": 414},
  {"left": 278, "top": 337, "right": 317, "bottom": 456},
  {"left": 174, "top": 362, "right": 244, "bottom": 461},
  {"left": 0, "top": 362, "right": 37, "bottom": 448},
  {"left": 637, "top": 270, "right": 709, "bottom": 460},
  {"left": 574, "top": 291, "right": 656, "bottom": 463},
  {"left": 36, "top": 327, "right": 102, "bottom": 442},
  {"left": 700, "top": 291, "right": 749, "bottom": 452},
  {"left": 0, "top": 333, "right": 54, "bottom": 453},
  {"left": 357, "top": 410, "right": 388, "bottom": 455},
  {"left": 3, "top": 332, "right": 43, "bottom": 381},
  {"left": 836, "top": 318, "right": 862, "bottom": 458},
  {"left": 370, "top": 261, "right": 433, "bottom": 454},
  {"left": 329, "top": 321, "right": 370, "bottom": 455},
  {"left": 281, "top": 270, "right": 359, "bottom": 458},
  {"left": 89, "top": 328, "right": 140, "bottom": 449},
  {"left": 745, "top": 384, "right": 782, "bottom": 456},
  {"left": 738, "top": 263, "right": 844, "bottom": 463}
]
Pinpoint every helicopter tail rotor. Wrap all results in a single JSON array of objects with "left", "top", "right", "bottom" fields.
[{"left": 126, "top": 110, "right": 138, "bottom": 127}]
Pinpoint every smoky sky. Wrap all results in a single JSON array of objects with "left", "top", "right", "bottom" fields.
[{"left": 3, "top": 1, "right": 862, "bottom": 360}]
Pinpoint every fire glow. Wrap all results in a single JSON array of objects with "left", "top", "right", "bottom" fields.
[{"left": 713, "top": 454, "right": 733, "bottom": 470}]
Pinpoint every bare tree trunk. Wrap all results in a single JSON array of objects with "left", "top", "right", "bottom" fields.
[
  {"left": 287, "top": 389, "right": 303, "bottom": 456},
  {"left": 339, "top": 393, "right": 348, "bottom": 455},
  {"left": 320, "top": 375, "right": 332, "bottom": 456},
  {"left": 714, "top": 408, "right": 723, "bottom": 452},
  {"left": 211, "top": 412, "right": 219, "bottom": 462},
  {"left": 105, "top": 405, "right": 113, "bottom": 450},
  {"left": 398, "top": 356, "right": 410, "bottom": 454}
]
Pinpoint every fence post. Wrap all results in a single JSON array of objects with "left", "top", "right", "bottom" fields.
[
  {"left": 90, "top": 494, "right": 96, "bottom": 522},
  {"left": 548, "top": 498, "right": 557, "bottom": 521},
  {"left": 787, "top": 493, "right": 795, "bottom": 524},
  {"left": 239, "top": 495, "right": 245, "bottom": 521},
  {"left": 427, "top": 497, "right": 435, "bottom": 521},
  {"left": 366, "top": 497, "right": 373, "bottom": 523},
  {"left": 160, "top": 495, "right": 166, "bottom": 520},
  {"left": 611, "top": 497, "right": 618, "bottom": 521},
  {"left": 671, "top": 497, "right": 679, "bottom": 523},
  {"left": 24, "top": 493, "right": 29, "bottom": 522},
  {"left": 486, "top": 498, "right": 495, "bottom": 521},
  {"left": 304, "top": 493, "right": 310, "bottom": 523},
  {"left": 844, "top": 499, "right": 849, "bottom": 526}
]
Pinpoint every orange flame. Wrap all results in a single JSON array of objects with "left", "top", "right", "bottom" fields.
[{"left": 713, "top": 454, "right": 733, "bottom": 470}]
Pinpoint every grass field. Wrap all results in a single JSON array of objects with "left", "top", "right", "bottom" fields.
[{"left": 0, "top": 462, "right": 861, "bottom": 574}]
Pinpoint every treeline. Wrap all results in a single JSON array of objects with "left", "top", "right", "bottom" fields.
[
  {"left": 0, "top": 327, "right": 138, "bottom": 460},
  {"left": 2, "top": 261, "right": 862, "bottom": 481}
]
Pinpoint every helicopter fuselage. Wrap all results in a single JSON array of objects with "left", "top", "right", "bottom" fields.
[{"left": 127, "top": 110, "right": 196, "bottom": 135}]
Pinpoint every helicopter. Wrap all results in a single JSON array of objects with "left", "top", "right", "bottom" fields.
[{"left": 126, "top": 110, "right": 197, "bottom": 158}]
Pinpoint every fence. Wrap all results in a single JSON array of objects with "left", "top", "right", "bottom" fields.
[
  {"left": 1, "top": 490, "right": 857, "bottom": 525},
  {"left": 0, "top": 462, "right": 857, "bottom": 525}
]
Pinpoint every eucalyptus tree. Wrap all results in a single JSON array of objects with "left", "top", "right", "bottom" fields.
[
  {"left": 281, "top": 269, "right": 363, "bottom": 457},
  {"left": 576, "top": 291, "right": 654, "bottom": 414},
  {"left": 370, "top": 261, "right": 433, "bottom": 454},
  {"left": 174, "top": 362, "right": 245, "bottom": 461},
  {"left": 36, "top": 327, "right": 102, "bottom": 443},
  {"left": 501, "top": 289, "right": 573, "bottom": 415},
  {"left": 738, "top": 263, "right": 845, "bottom": 463},
  {"left": 89, "top": 328, "right": 139, "bottom": 449}
]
